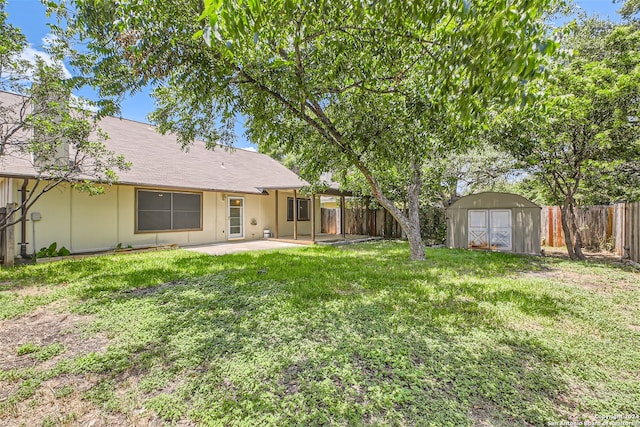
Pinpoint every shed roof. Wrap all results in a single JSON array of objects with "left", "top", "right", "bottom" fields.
[
  {"left": 0, "top": 91, "right": 307, "bottom": 195},
  {"left": 447, "top": 192, "right": 540, "bottom": 210}
]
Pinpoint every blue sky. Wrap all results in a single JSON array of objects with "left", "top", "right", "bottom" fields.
[{"left": 5, "top": 0, "right": 625, "bottom": 149}]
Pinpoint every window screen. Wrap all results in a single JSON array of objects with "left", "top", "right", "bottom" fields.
[
  {"left": 137, "top": 190, "right": 201, "bottom": 232},
  {"left": 297, "top": 199, "right": 310, "bottom": 221},
  {"left": 287, "top": 198, "right": 294, "bottom": 221},
  {"left": 287, "top": 197, "right": 310, "bottom": 221}
]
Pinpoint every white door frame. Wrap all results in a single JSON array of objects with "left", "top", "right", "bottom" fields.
[
  {"left": 489, "top": 209, "right": 512, "bottom": 252},
  {"left": 468, "top": 210, "right": 489, "bottom": 249},
  {"left": 228, "top": 196, "right": 244, "bottom": 239}
]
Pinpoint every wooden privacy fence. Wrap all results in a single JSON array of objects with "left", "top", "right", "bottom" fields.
[
  {"left": 321, "top": 206, "right": 403, "bottom": 238},
  {"left": 0, "top": 207, "right": 5, "bottom": 264},
  {"left": 542, "top": 205, "right": 613, "bottom": 249},
  {"left": 323, "top": 202, "right": 640, "bottom": 262},
  {"left": 541, "top": 202, "right": 640, "bottom": 263},
  {"left": 321, "top": 206, "right": 446, "bottom": 243}
]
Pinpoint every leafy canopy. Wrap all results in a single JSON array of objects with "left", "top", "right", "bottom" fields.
[
  {"left": 55, "top": 0, "right": 557, "bottom": 259},
  {"left": 495, "top": 18, "right": 640, "bottom": 206}
]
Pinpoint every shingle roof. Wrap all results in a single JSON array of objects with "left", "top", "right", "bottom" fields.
[{"left": 0, "top": 91, "right": 307, "bottom": 194}]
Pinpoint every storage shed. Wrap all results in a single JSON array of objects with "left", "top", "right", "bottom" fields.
[{"left": 446, "top": 192, "right": 541, "bottom": 255}]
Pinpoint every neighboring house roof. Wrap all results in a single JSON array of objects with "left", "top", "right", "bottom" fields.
[
  {"left": 318, "top": 172, "right": 352, "bottom": 196},
  {"left": 0, "top": 91, "right": 307, "bottom": 195}
]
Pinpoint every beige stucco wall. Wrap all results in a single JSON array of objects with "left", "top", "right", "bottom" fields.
[
  {"left": 20, "top": 181, "right": 73, "bottom": 253},
  {"left": 14, "top": 180, "right": 285, "bottom": 255},
  {"left": 275, "top": 190, "right": 321, "bottom": 237},
  {"left": 0, "top": 177, "right": 14, "bottom": 206}
]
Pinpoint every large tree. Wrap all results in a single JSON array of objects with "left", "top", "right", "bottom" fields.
[
  {"left": 493, "top": 18, "right": 640, "bottom": 260},
  {"left": 55, "top": 0, "right": 556, "bottom": 259},
  {"left": 617, "top": 0, "right": 640, "bottom": 19},
  {"left": 0, "top": 0, "right": 129, "bottom": 237}
]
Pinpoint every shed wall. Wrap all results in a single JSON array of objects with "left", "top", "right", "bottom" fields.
[
  {"left": 512, "top": 207, "right": 541, "bottom": 255},
  {"left": 446, "top": 208, "right": 467, "bottom": 249},
  {"left": 446, "top": 204, "right": 541, "bottom": 255}
]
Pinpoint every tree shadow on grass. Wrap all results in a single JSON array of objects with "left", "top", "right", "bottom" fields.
[
  {"left": 1, "top": 244, "right": 591, "bottom": 424},
  {"left": 72, "top": 247, "right": 577, "bottom": 425}
]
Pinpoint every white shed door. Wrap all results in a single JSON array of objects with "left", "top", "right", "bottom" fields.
[
  {"left": 489, "top": 210, "right": 512, "bottom": 251},
  {"left": 468, "top": 210, "right": 489, "bottom": 249},
  {"left": 468, "top": 209, "right": 512, "bottom": 251}
]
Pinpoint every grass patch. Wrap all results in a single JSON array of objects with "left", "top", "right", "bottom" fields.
[
  {"left": 0, "top": 241, "right": 639, "bottom": 425},
  {"left": 53, "top": 384, "right": 74, "bottom": 399},
  {"left": 16, "top": 343, "right": 40, "bottom": 356},
  {"left": 83, "top": 379, "right": 120, "bottom": 413},
  {"left": 15, "top": 343, "right": 65, "bottom": 362}
]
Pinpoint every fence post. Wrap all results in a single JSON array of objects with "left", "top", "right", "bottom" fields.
[
  {"left": 627, "top": 202, "right": 640, "bottom": 262},
  {"left": 547, "top": 206, "right": 553, "bottom": 246},
  {"left": 0, "top": 207, "right": 5, "bottom": 264},
  {"left": 607, "top": 205, "right": 614, "bottom": 245}
]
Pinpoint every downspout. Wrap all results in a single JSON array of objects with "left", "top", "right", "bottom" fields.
[{"left": 19, "top": 179, "right": 28, "bottom": 258}]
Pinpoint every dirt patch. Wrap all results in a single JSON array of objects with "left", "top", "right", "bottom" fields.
[
  {"left": 0, "top": 306, "right": 180, "bottom": 425},
  {"left": 469, "top": 399, "right": 530, "bottom": 427},
  {"left": 0, "top": 305, "right": 122, "bottom": 426},
  {"left": 542, "top": 247, "right": 624, "bottom": 263},
  {"left": 521, "top": 268, "right": 638, "bottom": 294},
  {"left": 0, "top": 304, "right": 110, "bottom": 372},
  {"left": 0, "top": 301, "right": 198, "bottom": 426},
  {"left": 3, "top": 373, "right": 162, "bottom": 427},
  {"left": 0, "top": 282, "right": 68, "bottom": 297}
]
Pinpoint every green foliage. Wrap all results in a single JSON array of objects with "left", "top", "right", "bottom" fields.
[
  {"left": 16, "top": 342, "right": 66, "bottom": 361},
  {"left": 0, "top": 244, "right": 639, "bottom": 424},
  {"left": 0, "top": 3, "right": 130, "bottom": 232},
  {"left": 33, "top": 343, "right": 65, "bottom": 362},
  {"left": 497, "top": 18, "right": 640, "bottom": 206},
  {"left": 16, "top": 343, "right": 39, "bottom": 356},
  {"left": 53, "top": 384, "right": 74, "bottom": 399},
  {"left": 53, "top": 0, "right": 557, "bottom": 259},
  {"left": 0, "top": 0, "right": 26, "bottom": 81},
  {"left": 617, "top": 0, "right": 640, "bottom": 20},
  {"left": 83, "top": 380, "right": 121, "bottom": 413},
  {"left": 36, "top": 242, "right": 71, "bottom": 258},
  {"left": 491, "top": 17, "right": 640, "bottom": 258}
]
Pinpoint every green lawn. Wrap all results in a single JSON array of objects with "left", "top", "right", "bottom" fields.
[{"left": 0, "top": 241, "right": 638, "bottom": 426}]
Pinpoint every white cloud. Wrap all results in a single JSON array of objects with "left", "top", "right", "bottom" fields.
[
  {"left": 241, "top": 146, "right": 257, "bottom": 152},
  {"left": 17, "top": 45, "right": 72, "bottom": 79},
  {"left": 70, "top": 94, "right": 99, "bottom": 113},
  {"left": 41, "top": 33, "right": 59, "bottom": 48}
]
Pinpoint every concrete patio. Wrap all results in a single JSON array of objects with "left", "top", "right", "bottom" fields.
[
  {"left": 267, "top": 233, "right": 381, "bottom": 245},
  {"left": 184, "top": 240, "right": 303, "bottom": 256}
]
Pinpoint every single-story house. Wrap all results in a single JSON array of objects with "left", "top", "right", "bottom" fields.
[
  {"left": 0, "top": 91, "right": 347, "bottom": 260},
  {"left": 446, "top": 192, "right": 541, "bottom": 255}
]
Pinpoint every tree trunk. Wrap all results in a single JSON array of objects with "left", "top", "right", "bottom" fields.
[
  {"left": 567, "top": 195, "right": 585, "bottom": 260},
  {"left": 560, "top": 203, "right": 576, "bottom": 259},
  {"left": 358, "top": 160, "right": 425, "bottom": 260},
  {"left": 560, "top": 196, "right": 585, "bottom": 261},
  {"left": 406, "top": 159, "right": 426, "bottom": 260}
]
